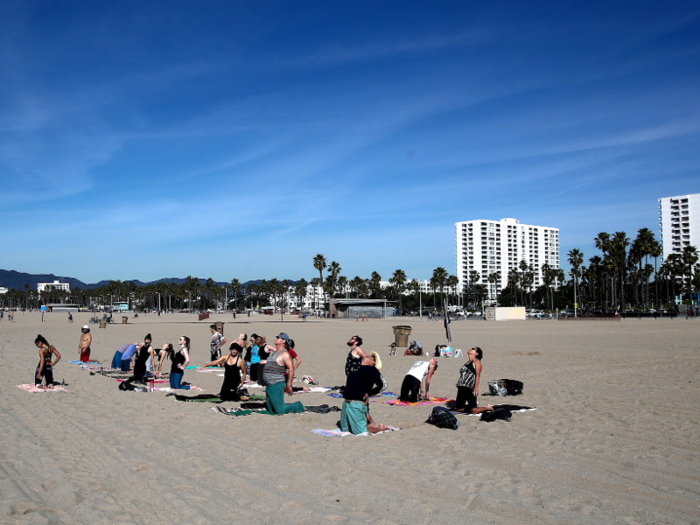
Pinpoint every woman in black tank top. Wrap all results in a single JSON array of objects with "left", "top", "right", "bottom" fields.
[
  {"left": 197, "top": 342, "right": 248, "bottom": 401},
  {"left": 34, "top": 334, "right": 61, "bottom": 391}
]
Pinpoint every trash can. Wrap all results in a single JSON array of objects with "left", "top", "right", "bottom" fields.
[
  {"left": 215, "top": 322, "right": 225, "bottom": 335},
  {"left": 99, "top": 319, "right": 107, "bottom": 329},
  {"left": 122, "top": 316, "right": 128, "bottom": 324},
  {"left": 392, "top": 325, "right": 412, "bottom": 347}
]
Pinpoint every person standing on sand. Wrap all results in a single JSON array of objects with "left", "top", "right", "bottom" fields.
[
  {"left": 398, "top": 359, "right": 438, "bottom": 402},
  {"left": 454, "top": 347, "right": 493, "bottom": 414},
  {"left": 79, "top": 325, "right": 92, "bottom": 362},
  {"left": 35, "top": 334, "right": 61, "bottom": 390},
  {"left": 262, "top": 334, "right": 305, "bottom": 414},
  {"left": 341, "top": 353, "right": 389, "bottom": 434},
  {"left": 209, "top": 324, "right": 226, "bottom": 363},
  {"left": 345, "top": 335, "right": 367, "bottom": 377}
]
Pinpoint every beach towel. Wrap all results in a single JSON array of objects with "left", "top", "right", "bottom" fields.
[
  {"left": 304, "top": 404, "right": 342, "bottom": 414},
  {"left": 327, "top": 391, "right": 396, "bottom": 399},
  {"left": 379, "top": 396, "right": 452, "bottom": 406},
  {"left": 190, "top": 366, "right": 221, "bottom": 372},
  {"left": 68, "top": 360, "right": 102, "bottom": 365},
  {"left": 153, "top": 386, "right": 204, "bottom": 392},
  {"left": 169, "top": 393, "right": 265, "bottom": 403},
  {"left": 449, "top": 404, "right": 537, "bottom": 417},
  {"left": 212, "top": 406, "right": 274, "bottom": 417},
  {"left": 311, "top": 426, "right": 400, "bottom": 437},
  {"left": 18, "top": 384, "right": 67, "bottom": 393}
]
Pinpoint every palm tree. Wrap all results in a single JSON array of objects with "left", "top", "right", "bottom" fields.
[
  {"left": 431, "top": 267, "right": 448, "bottom": 309},
  {"left": 594, "top": 232, "right": 611, "bottom": 310},
  {"left": 328, "top": 261, "right": 341, "bottom": 298},
  {"left": 230, "top": 278, "right": 241, "bottom": 311},
  {"left": 487, "top": 272, "right": 501, "bottom": 306},
  {"left": 649, "top": 239, "right": 662, "bottom": 308},
  {"left": 389, "top": 269, "right": 407, "bottom": 313},
  {"left": 337, "top": 276, "right": 348, "bottom": 298},
  {"left": 681, "top": 245, "right": 699, "bottom": 305},
  {"left": 295, "top": 278, "right": 308, "bottom": 310},
  {"left": 349, "top": 276, "right": 364, "bottom": 298},
  {"left": 313, "top": 254, "right": 327, "bottom": 311},
  {"left": 567, "top": 249, "right": 583, "bottom": 315},
  {"left": 447, "top": 275, "right": 459, "bottom": 307},
  {"left": 369, "top": 272, "right": 382, "bottom": 299}
]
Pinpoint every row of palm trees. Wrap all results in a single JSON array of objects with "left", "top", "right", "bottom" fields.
[{"left": 566, "top": 229, "right": 699, "bottom": 312}]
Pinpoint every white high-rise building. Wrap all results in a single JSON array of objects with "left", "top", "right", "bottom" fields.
[
  {"left": 455, "top": 218, "right": 560, "bottom": 300},
  {"left": 658, "top": 193, "right": 700, "bottom": 259}
]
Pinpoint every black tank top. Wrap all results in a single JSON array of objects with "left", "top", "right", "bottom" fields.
[{"left": 171, "top": 349, "right": 186, "bottom": 374}]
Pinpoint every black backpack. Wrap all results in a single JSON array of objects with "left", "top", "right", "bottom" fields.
[{"left": 426, "top": 406, "right": 459, "bottom": 430}]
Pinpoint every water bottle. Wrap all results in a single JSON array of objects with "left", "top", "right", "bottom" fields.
[{"left": 62, "top": 379, "right": 65, "bottom": 386}]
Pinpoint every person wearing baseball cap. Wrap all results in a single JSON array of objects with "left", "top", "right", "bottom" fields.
[{"left": 79, "top": 325, "right": 92, "bottom": 363}]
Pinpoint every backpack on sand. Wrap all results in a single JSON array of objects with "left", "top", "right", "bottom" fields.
[{"left": 426, "top": 406, "right": 459, "bottom": 430}]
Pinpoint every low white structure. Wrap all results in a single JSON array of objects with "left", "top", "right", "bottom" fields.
[
  {"left": 37, "top": 280, "right": 70, "bottom": 294},
  {"left": 0, "top": 287, "right": 7, "bottom": 295},
  {"left": 484, "top": 306, "right": 526, "bottom": 321}
]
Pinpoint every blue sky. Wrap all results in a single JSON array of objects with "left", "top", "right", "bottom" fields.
[{"left": 1, "top": 1, "right": 699, "bottom": 284}]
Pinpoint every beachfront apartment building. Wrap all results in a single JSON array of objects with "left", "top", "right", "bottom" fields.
[
  {"left": 37, "top": 280, "right": 70, "bottom": 294},
  {"left": 455, "top": 218, "right": 560, "bottom": 301},
  {"left": 658, "top": 193, "right": 700, "bottom": 259}
]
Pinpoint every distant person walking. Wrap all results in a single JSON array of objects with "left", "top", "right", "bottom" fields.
[
  {"left": 209, "top": 324, "right": 226, "bottom": 363},
  {"left": 79, "top": 325, "right": 92, "bottom": 362}
]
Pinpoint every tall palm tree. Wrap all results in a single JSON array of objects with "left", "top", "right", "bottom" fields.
[
  {"left": 594, "top": 232, "right": 611, "bottom": 310},
  {"left": 337, "top": 276, "right": 348, "bottom": 298},
  {"left": 649, "top": 239, "right": 662, "bottom": 308},
  {"left": 487, "top": 272, "right": 501, "bottom": 306},
  {"left": 431, "top": 267, "right": 449, "bottom": 308},
  {"left": 328, "top": 261, "right": 342, "bottom": 298},
  {"left": 447, "top": 274, "right": 459, "bottom": 307},
  {"left": 681, "top": 245, "right": 699, "bottom": 305},
  {"left": 370, "top": 271, "right": 382, "bottom": 299},
  {"left": 230, "top": 278, "right": 241, "bottom": 311},
  {"left": 389, "top": 269, "right": 407, "bottom": 313},
  {"left": 313, "top": 254, "right": 327, "bottom": 310},
  {"left": 567, "top": 249, "right": 583, "bottom": 315}
]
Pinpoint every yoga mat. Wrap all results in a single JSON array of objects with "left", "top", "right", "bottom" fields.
[
  {"left": 449, "top": 404, "right": 537, "bottom": 416},
  {"left": 18, "top": 384, "right": 67, "bottom": 393},
  {"left": 327, "top": 391, "right": 396, "bottom": 399},
  {"left": 312, "top": 426, "right": 400, "bottom": 437},
  {"left": 212, "top": 406, "right": 274, "bottom": 417},
  {"left": 378, "top": 396, "right": 452, "bottom": 406},
  {"left": 67, "top": 360, "right": 103, "bottom": 365}
]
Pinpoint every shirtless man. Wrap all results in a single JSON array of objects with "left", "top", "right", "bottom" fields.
[{"left": 79, "top": 325, "right": 92, "bottom": 362}]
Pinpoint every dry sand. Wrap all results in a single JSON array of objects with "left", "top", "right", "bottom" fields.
[{"left": 1, "top": 311, "right": 699, "bottom": 524}]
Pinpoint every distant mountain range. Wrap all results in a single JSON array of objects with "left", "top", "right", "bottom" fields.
[{"left": 0, "top": 269, "right": 266, "bottom": 291}]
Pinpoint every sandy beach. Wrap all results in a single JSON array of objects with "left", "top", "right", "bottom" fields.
[{"left": 1, "top": 312, "right": 699, "bottom": 524}]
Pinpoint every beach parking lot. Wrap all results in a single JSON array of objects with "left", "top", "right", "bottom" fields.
[{"left": 1, "top": 312, "right": 699, "bottom": 524}]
